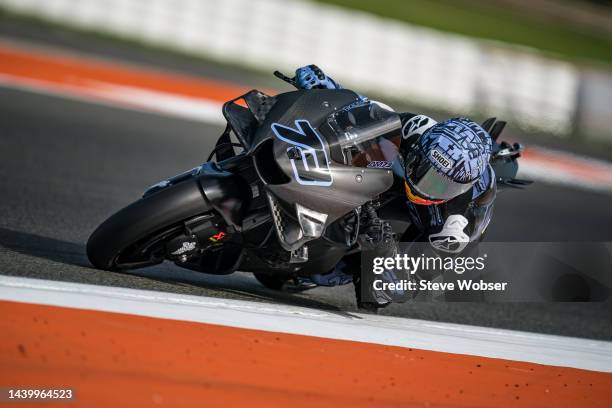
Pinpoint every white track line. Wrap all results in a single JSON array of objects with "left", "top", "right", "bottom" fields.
[
  {"left": 0, "top": 73, "right": 226, "bottom": 124},
  {"left": 1, "top": 275, "right": 611, "bottom": 372}
]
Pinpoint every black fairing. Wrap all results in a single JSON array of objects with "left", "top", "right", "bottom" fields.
[
  {"left": 141, "top": 89, "right": 400, "bottom": 277},
  {"left": 196, "top": 163, "right": 251, "bottom": 229},
  {"left": 222, "top": 90, "right": 277, "bottom": 149},
  {"left": 248, "top": 90, "right": 358, "bottom": 153},
  {"left": 252, "top": 90, "right": 396, "bottom": 224}
]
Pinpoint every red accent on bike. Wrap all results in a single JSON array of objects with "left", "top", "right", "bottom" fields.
[{"left": 209, "top": 232, "right": 226, "bottom": 242}]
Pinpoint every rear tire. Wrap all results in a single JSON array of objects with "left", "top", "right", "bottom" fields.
[{"left": 87, "top": 179, "right": 211, "bottom": 270}]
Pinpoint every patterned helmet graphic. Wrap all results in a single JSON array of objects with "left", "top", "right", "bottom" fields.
[{"left": 418, "top": 118, "right": 492, "bottom": 183}]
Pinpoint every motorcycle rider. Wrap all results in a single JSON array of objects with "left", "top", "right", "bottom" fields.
[{"left": 292, "top": 65, "right": 496, "bottom": 310}]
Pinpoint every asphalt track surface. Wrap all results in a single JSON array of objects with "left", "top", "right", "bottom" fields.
[{"left": 2, "top": 85, "right": 612, "bottom": 341}]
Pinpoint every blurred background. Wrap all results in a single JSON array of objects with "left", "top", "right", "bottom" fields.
[{"left": 2, "top": 0, "right": 612, "bottom": 142}]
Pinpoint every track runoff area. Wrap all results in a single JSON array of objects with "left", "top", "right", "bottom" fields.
[{"left": 1, "top": 39, "right": 611, "bottom": 407}]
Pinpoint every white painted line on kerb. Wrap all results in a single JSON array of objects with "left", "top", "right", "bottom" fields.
[{"left": 1, "top": 275, "right": 611, "bottom": 372}]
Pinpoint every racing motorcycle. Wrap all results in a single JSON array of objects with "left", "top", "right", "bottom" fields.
[{"left": 87, "top": 71, "right": 529, "bottom": 292}]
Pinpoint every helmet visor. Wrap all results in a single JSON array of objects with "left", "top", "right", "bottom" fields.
[
  {"left": 404, "top": 181, "right": 446, "bottom": 205},
  {"left": 405, "top": 150, "right": 473, "bottom": 201}
]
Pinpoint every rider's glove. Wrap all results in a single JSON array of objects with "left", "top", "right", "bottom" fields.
[
  {"left": 295, "top": 65, "right": 341, "bottom": 90},
  {"left": 359, "top": 203, "right": 394, "bottom": 248},
  {"left": 363, "top": 219, "right": 393, "bottom": 246}
]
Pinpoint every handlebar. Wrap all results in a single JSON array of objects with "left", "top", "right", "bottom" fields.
[{"left": 273, "top": 70, "right": 299, "bottom": 89}]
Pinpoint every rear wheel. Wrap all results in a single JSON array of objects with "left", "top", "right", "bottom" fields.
[{"left": 87, "top": 179, "right": 211, "bottom": 270}]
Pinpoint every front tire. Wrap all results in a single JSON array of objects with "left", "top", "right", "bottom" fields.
[{"left": 87, "top": 179, "right": 211, "bottom": 270}]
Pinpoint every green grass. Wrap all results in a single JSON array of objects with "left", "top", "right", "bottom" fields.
[{"left": 315, "top": 0, "right": 612, "bottom": 65}]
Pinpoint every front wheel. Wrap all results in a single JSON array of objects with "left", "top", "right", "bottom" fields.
[{"left": 87, "top": 179, "right": 211, "bottom": 270}]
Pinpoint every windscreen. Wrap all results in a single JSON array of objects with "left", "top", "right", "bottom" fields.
[{"left": 325, "top": 101, "right": 403, "bottom": 167}]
